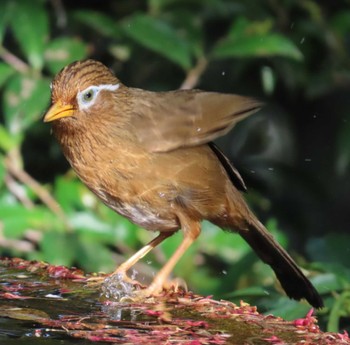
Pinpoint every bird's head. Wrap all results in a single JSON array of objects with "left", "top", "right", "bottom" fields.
[{"left": 43, "top": 60, "right": 122, "bottom": 125}]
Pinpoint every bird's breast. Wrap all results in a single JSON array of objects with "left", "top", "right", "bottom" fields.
[{"left": 57, "top": 133, "right": 180, "bottom": 230}]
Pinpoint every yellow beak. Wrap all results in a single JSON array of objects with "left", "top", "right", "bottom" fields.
[{"left": 43, "top": 101, "right": 75, "bottom": 122}]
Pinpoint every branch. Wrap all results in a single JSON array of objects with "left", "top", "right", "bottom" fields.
[
  {"left": 4, "top": 173, "right": 34, "bottom": 208},
  {"left": 50, "top": 0, "right": 67, "bottom": 28},
  {"left": 0, "top": 225, "right": 35, "bottom": 253},
  {"left": 180, "top": 57, "right": 208, "bottom": 90},
  {"left": 4, "top": 149, "right": 70, "bottom": 229},
  {"left": 0, "top": 47, "right": 29, "bottom": 73}
]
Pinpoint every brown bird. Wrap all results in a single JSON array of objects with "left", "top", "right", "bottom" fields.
[{"left": 43, "top": 59, "right": 323, "bottom": 308}]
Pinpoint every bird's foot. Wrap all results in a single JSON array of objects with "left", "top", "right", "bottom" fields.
[
  {"left": 93, "top": 270, "right": 187, "bottom": 302},
  {"left": 136, "top": 277, "right": 188, "bottom": 300},
  {"left": 161, "top": 277, "right": 188, "bottom": 293}
]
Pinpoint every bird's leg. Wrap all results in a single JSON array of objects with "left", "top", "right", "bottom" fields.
[
  {"left": 142, "top": 215, "right": 201, "bottom": 296},
  {"left": 88, "top": 232, "right": 173, "bottom": 286},
  {"left": 110, "top": 231, "right": 174, "bottom": 286}
]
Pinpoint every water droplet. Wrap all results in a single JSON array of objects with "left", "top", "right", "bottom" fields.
[
  {"left": 16, "top": 274, "right": 28, "bottom": 279},
  {"left": 131, "top": 269, "right": 138, "bottom": 280},
  {"left": 45, "top": 293, "right": 62, "bottom": 299},
  {"left": 300, "top": 37, "right": 305, "bottom": 44},
  {"left": 222, "top": 270, "right": 227, "bottom": 275}
]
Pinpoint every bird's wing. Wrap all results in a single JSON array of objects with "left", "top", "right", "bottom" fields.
[{"left": 130, "top": 89, "right": 262, "bottom": 153}]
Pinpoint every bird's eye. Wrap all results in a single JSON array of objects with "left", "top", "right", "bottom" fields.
[{"left": 82, "top": 88, "right": 95, "bottom": 103}]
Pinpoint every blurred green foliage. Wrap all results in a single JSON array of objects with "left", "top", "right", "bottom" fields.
[{"left": 0, "top": 0, "right": 349, "bottom": 332}]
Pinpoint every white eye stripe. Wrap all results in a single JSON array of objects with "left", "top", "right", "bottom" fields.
[
  {"left": 96, "top": 83, "right": 120, "bottom": 92},
  {"left": 77, "top": 83, "right": 120, "bottom": 110}
]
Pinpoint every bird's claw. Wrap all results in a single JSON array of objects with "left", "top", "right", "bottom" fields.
[{"left": 136, "top": 277, "right": 188, "bottom": 299}]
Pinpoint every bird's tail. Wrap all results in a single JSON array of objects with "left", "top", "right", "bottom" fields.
[{"left": 237, "top": 218, "right": 323, "bottom": 308}]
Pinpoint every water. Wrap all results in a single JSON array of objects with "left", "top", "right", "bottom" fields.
[
  {"left": 0, "top": 258, "right": 337, "bottom": 344},
  {"left": 101, "top": 273, "right": 140, "bottom": 301}
]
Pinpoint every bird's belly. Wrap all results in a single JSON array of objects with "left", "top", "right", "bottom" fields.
[
  {"left": 118, "top": 202, "right": 179, "bottom": 231},
  {"left": 94, "top": 188, "right": 179, "bottom": 232}
]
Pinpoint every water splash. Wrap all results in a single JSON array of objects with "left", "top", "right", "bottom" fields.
[{"left": 101, "top": 272, "right": 140, "bottom": 301}]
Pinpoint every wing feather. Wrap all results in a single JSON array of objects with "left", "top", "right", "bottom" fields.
[{"left": 130, "top": 89, "right": 262, "bottom": 152}]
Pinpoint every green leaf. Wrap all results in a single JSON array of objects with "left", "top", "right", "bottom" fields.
[
  {"left": 0, "top": 124, "right": 20, "bottom": 152},
  {"left": 0, "top": 63, "right": 15, "bottom": 88},
  {"left": 10, "top": 0, "right": 49, "bottom": 70},
  {"left": 75, "top": 237, "right": 115, "bottom": 272},
  {"left": 266, "top": 218, "right": 288, "bottom": 247},
  {"left": 328, "top": 290, "right": 350, "bottom": 332},
  {"left": 201, "top": 221, "right": 250, "bottom": 262},
  {"left": 54, "top": 176, "right": 85, "bottom": 212},
  {"left": 213, "top": 33, "right": 303, "bottom": 61},
  {"left": 96, "top": 203, "right": 143, "bottom": 248},
  {"left": 3, "top": 74, "right": 50, "bottom": 134},
  {"left": 0, "top": 204, "right": 55, "bottom": 238},
  {"left": 228, "top": 17, "right": 273, "bottom": 39},
  {"left": 266, "top": 297, "right": 311, "bottom": 320},
  {"left": 226, "top": 286, "right": 270, "bottom": 298},
  {"left": 122, "top": 13, "right": 192, "bottom": 70},
  {"left": 41, "top": 232, "right": 77, "bottom": 266},
  {"left": 44, "top": 37, "right": 89, "bottom": 74},
  {"left": 73, "top": 10, "right": 122, "bottom": 38},
  {"left": 71, "top": 212, "right": 116, "bottom": 242},
  {"left": 330, "top": 11, "right": 350, "bottom": 37},
  {"left": 213, "top": 17, "right": 303, "bottom": 61},
  {"left": 160, "top": 232, "right": 182, "bottom": 261},
  {"left": 311, "top": 272, "right": 347, "bottom": 295},
  {"left": 0, "top": 154, "right": 5, "bottom": 189}
]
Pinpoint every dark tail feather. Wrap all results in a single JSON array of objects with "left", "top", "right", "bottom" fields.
[{"left": 238, "top": 220, "right": 323, "bottom": 308}]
